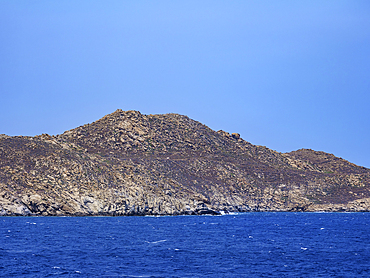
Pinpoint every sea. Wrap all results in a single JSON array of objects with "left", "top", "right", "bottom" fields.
[{"left": 1, "top": 212, "right": 369, "bottom": 277}]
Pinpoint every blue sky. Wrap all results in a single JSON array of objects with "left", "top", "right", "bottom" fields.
[{"left": 1, "top": 1, "right": 369, "bottom": 168}]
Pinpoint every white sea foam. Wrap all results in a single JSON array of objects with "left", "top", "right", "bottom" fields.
[
  {"left": 145, "top": 240, "right": 167, "bottom": 244},
  {"left": 120, "top": 275, "right": 153, "bottom": 277}
]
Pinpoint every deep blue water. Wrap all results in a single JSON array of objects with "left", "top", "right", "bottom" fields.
[{"left": 1, "top": 213, "right": 370, "bottom": 277}]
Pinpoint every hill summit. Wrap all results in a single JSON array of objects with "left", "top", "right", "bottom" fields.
[{"left": 1, "top": 109, "right": 369, "bottom": 216}]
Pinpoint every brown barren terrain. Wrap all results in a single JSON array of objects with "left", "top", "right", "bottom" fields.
[{"left": 1, "top": 110, "right": 369, "bottom": 216}]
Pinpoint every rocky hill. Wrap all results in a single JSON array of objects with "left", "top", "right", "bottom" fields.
[{"left": 1, "top": 109, "right": 369, "bottom": 216}]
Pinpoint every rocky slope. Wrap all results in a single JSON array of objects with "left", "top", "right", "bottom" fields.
[{"left": 1, "top": 110, "right": 369, "bottom": 216}]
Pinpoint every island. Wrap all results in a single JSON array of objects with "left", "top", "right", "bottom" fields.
[{"left": 1, "top": 109, "right": 369, "bottom": 216}]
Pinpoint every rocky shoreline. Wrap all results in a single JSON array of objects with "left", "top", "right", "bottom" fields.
[
  {"left": 1, "top": 110, "right": 369, "bottom": 216},
  {"left": 2, "top": 195, "right": 370, "bottom": 217}
]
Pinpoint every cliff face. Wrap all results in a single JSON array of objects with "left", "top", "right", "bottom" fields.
[{"left": 1, "top": 110, "right": 369, "bottom": 216}]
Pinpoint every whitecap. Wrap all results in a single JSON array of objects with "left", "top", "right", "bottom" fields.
[
  {"left": 145, "top": 239, "right": 167, "bottom": 244},
  {"left": 120, "top": 275, "right": 153, "bottom": 277}
]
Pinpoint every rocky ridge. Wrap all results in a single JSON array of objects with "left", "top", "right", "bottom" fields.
[{"left": 0, "top": 109, "right": 369, "bottom": 216}]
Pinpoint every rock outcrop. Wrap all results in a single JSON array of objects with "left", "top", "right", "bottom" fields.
[{"left": 0, "top": 110, "right": 369, "bottom": 216}]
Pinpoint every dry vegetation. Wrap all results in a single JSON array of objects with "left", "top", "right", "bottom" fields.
[{"left": 1, "top": 110, "right": 369, "bottom": 216}]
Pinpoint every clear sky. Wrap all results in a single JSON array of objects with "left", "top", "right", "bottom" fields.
[{"left": 1, "top": 1, "right": 369, "bottom": 168}]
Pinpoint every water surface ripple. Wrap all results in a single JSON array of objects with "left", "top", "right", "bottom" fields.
[{"left": 1, "top": 213, "right": 369, "bottom": 277}]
